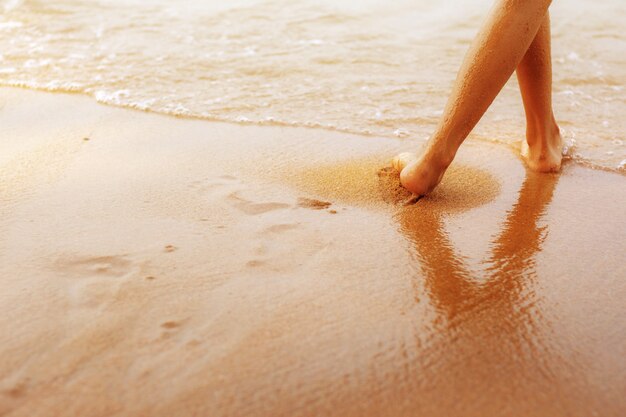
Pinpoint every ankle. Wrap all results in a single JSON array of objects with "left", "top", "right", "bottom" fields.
[
  {"left": 423, "top": 143, "right": 455, "bottom": 171},
  {"left": 525, "top": 118, "right": 561, "bottom": 149}
]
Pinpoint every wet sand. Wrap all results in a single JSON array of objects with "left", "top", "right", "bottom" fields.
[{"left": 0, "top": 87, "right": 625, "bottom": 417}]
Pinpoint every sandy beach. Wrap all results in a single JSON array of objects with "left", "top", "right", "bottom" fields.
[{"left": 0, "top": 87, "right": 625, "bottom": 416}]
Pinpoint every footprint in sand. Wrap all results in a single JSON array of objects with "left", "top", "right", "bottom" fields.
[
  {"left": 58, "top": 255, "right": 134, "bottom": 278},
  {"left": 297, "top": 197, "right": 332, "bottom": 210},
  {"left": 243, "top": 220, "right": 328, "bottom": 271},
  {"left": 161, "top": 321, "right": 180, "bottom": 329},
  {"left": 159, "top": 320, "right": 186, "bottom": 340},
  {"left": 190, "top": 175, "right": 244, "bottom": 196},
  {"left": 246, "top": 259, "right": 267, "bottom": 268},
  {"left": 262, "top": 223, "right": 300, "bottom": 234},
  {"left": 227, "top": 191, "right": 290, "bottom": 215},
  {"left": 189, "top": 176, "right": 234, "bottom": 192},
  {"left": 192, "top": 175, "right": 292, "bottom": 215},
  {"left": 2, "top": 379, "right": 29, "bottom": 399},
  {"left": 55, "top": 254, "right": 140, "bottom": 308}
]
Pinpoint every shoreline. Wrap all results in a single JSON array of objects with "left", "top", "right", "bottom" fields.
[
  {"left": 1, "top": 87, "right": 625, "bottom": 417},
  {"left": 2, "top": 84, "right": 623, "bottom": 175}
]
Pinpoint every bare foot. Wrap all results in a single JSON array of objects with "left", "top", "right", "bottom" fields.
[
  {"left": 392, "top": 148, "right": 452, "bottom": 196},
  {"left": 392, "top": 123, "right": 562, "bottom": 196},
  {"left": 521, "top": 124, "right": 563, "bottom": 172},
  {"left": 391, "top": 152, "right": 416, "bottom": 172}
]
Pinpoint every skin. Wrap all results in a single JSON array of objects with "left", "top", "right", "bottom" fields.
[{"left": 392, "top": 0, "right": 562, "bottom": 196}]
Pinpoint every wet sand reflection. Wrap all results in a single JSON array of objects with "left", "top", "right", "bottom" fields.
[
  {"left": 398, "top": 169, "right": 559, "bottom": 318},
  {"left": 292, "top": 157, "right": 618, "bottom": 415},
  {"left": 389, "top": 169, "right": 594, "bottom": 416}
]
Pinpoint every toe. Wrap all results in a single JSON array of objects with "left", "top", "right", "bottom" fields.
[{"left": 392, "top": 152, "right": 416, "bottom": 172}]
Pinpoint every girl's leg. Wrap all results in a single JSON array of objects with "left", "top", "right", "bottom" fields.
[
  {"left": 517, "top": 14, "right": 562, "bottom": 172},
  {"left": 393, "top": 0, "right": 554, "bottom": 196}
]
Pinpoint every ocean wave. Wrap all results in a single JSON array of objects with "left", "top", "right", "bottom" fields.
[{"left": 0, "top": 0, "right": 624, "bottom": 172}]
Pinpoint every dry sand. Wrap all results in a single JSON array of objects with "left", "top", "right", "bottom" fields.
[{"left": 1, "top": 87, "right": 625, "bottom": 417}]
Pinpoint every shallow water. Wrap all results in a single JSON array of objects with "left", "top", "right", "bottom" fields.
[{"left": 1, "top": 0, "right": 624, "bottom": 170}]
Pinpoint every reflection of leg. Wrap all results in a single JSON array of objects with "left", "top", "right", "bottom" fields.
[
  {"left": 485, "top": 171, "right": 559, "bottom": 278},
  {"left": 394, "top": 0, "right": 553, "bottom": 196},
  {"left": 397, "top": 207, "right": 474, "bottom": 318},
  {"left": 517, "top": 14, "right": 563, "bottom": 172}
]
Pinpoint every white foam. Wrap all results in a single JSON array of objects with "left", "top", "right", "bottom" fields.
[
  {"left": 3, "top": 0, "right": 23, "bottom": 12},
  {"left": 562, "top": 138, "right": 577, "bottom": 156},
  {"left": 567, "top": 52, "right": 581, "bottom": 61},
  {"left": 0, "top": 21, "right": 22, "bottom": 30},
  {"left": 95, "top": 89, "right": 131, "bottom": 104},
  {"left": 129, "top": 99, "right": 157, "bottom": 111},
  {"left": 297, "top": 39, "right": 325, "bottom": 46},
  {"left": 24, "top": 59, "right": 51, "bottom": 69},
  {"left": 1, "top": 79, "right": 84, "bottom": 91},
  {"left": 393, "top": 128, "right": 410, "bottom": 138}
]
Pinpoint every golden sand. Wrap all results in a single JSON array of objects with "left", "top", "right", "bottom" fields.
[{"left": 1, "top": 88, "right": 625, "bottom": 417}]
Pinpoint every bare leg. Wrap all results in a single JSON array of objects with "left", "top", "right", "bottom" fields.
[
  {"left": 393, "top": 0, "right": 555, "bottom": 196},
  {"left": 517, "top": 14, "right": 562, "bottom": 172}
]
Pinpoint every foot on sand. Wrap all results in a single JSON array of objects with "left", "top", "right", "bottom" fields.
[
  {"left": 393, "top": 123, "right": 563, "bottom": 195},
  {"left": 391, "top": 148, "right": 452, "bottom": 196},
  {"left": 521, "top": 123, "right": 563, "bottom": 172}
]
